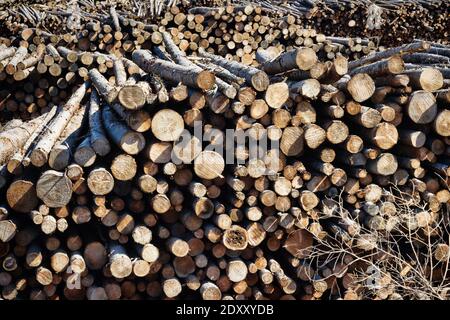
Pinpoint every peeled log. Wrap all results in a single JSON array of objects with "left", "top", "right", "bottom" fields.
[{"left": 36, "top": 170, "right": 73, "bottom": 208}]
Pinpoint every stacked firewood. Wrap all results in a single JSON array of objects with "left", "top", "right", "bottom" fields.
[{"left": 0, "top": 20, "right": 449, "bottom": 300}]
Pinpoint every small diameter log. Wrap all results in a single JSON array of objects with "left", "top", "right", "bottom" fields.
[
  {"left": 111, "top": 154, "right": 137, "bottom": 181},
  {"left": 74, "top": 136, "right": 96, "bottom": 167},
  {"left": 0, "top": 220, "right": 17, "bottom": 242},
  {"left": 280, "top": 127, "right": 304, "bottom": 156},
  {"left": 48, "top": 105, "right": 87, "bottom": 170},
  {"left": 167, "top": 238, "right": 190, "bottom": 257},
  {"left": 31, "top": 82, "right": 88, "bottom": 167},
  {"left": 6, "top": 46, "right": 27, "bottom": 75},
  {"left": 223, "top": 225, "right": 248, "bottom": 251},
  {"left": 198, "top": 48, "right": 269, "bottom": 91},
  {"left": 433, "top": 109, "right": 450, "bottom": 137},
  {"left": 200, "top": 282, "right": 222, "bottom": 300},
  {"left": 284, "top": 229, "right": 313, "bottom": 259},
  {"left": 36, "top": 170, "right": 73, "bottom": 208},
  {"left": 132, "top": 50, "right": 215, "bottom": 91},
  {"left": 163, "top": 278, "right": 182, "bottom": 298},
  {"left": 348, "top": 41, "right": 430, "bottom": 70},
  {"left": 227, "top": 259, "right": 248, "bottom": 282},
  {"left": 109, "top": 244, "right": 133, "bottom": 279},
  {"left": 89, "top": 69, "right": 118, "bottom": 104},
  {"left": 102, "top": 104, "right": 145, "bottom": 155},
  {"left": 87, "top": 168, "right": 114, "bottom": 196}
]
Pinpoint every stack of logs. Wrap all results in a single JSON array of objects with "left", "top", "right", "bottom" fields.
[
  {"left": 1, "top": 0, "right": 448, "bottom": 51},
  {"left": 1, "top": 2, "right": 450, "bottom": 125},
  {"left": 0, "top": 25, "right": 449, "bottom": 299}
]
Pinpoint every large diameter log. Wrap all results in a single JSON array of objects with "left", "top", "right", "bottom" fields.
[
  {"left": 261, "top": 47, "right": 318, "bottom": 73},
  {"left": 36, "top": 170, "right": 73, "bottom": 208},
  {"left": 433, "top": 110, "right": 450, "bottom": 137},
  {"left": 265, "top": 82, "right": 289, "bottom": 109},
  {"left": 284, "top": 229, "right": 313, "bottom": 259},
  {"left": 6, "top": 178, "right": 38, "bottom": 213},
  {"left": 404, "top": 68, "right": 443, "bottom": 92},
  {"left": 151, "top": 109, "right": 184, "bottom": 142},
  {"left": 367, "top": 153, "right": 398, "bottom": 176},
  {"left": 407, "top": 91, "right": 437, "bottom": 124},
  {"left": 132, "top": 50, "right": 215, "bottom": 91},
  {"left": 118, "top": 81, "right": 156, "bottom": 110},
  {"left": 346, "top": 73, "right": 375, "bottom": 102},
  {"left": 102, "top": 105, "right": 145, "bottom": 155},
  {"left": 194, "top": 151, "right": 225, "bottom": 180}
]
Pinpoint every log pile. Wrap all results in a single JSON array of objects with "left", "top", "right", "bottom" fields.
[{"left": 0, "top": 1, "right": 449, "bottom": 301}]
